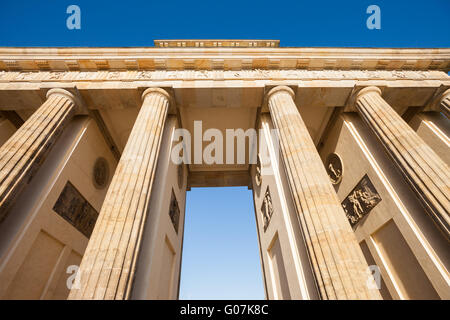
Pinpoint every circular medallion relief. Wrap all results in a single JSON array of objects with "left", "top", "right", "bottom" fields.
[
  {"left": 177, "top": 164, "right": 184, "bottom": 190},
  {"left": 325, "top": 153, "right": 343, "bottom": 185},
  {"left": 255, "top": 155, "right": 262, "bottom": 187},
  {"left": 93, "top": 157, "right": 110, "bottom": 189}
]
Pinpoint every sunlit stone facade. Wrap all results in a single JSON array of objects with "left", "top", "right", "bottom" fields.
[{"left": 0, "top": 41, "right": 448, "bottom": 300}]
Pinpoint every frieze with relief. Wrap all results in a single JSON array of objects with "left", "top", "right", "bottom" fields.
[
  {"left": 341, "top": 174, "right": 381, "bottom": 227},
  {"left": 0, "top": 70, "right": 447, "bottom": 82}
]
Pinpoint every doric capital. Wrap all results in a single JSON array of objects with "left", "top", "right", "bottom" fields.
[
  {"left": 142, "top": 87, "right": 171, "bottom": 102},
  {"left": 46, "top": 88, "right": 82, "bottom": 107},
  {"left": 439, "top": 89, "right": 450, "bottom": 104},
  {"left": 344, "top": 86, "right": 383, "bottom": 112},
  {"left": 423, "top": 86, "right": 450, "bottom": 113},
  {"left": 438, "top": 89, "right": 450, "bottom": 118},
  {"left": 46, "top": 88, "right": 87, "bottom": 114},
  {"left": 355, "top": 86, "right": 382, "bottom": 100},
  {"left": 266, "top": 86, "right": 295, "bottom": 101},
  {"left": 141, "top": 88, "right": 173, "bottom": 113}
]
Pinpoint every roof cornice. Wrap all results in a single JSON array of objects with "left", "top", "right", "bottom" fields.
[{"left": 0, "top": 47, "right": 448, "bottom": 72}]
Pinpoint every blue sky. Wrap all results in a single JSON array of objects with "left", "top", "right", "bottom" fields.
[
  {"left": 179, "top": 187, "right": 264, "bottom": 299},
  {"left": 1, "top": 1, "right": 449, "bottom": 47},
  {"left": 1, "top": 0, "right": 449, "bottom": 300}
]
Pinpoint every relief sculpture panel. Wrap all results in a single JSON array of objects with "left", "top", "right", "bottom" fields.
[
  {"left": 325, "top": 153, "right": 343, "bottom": 185},
  {"left": 341, "top": 174, "right": 382, "bottom": 226},
  {"left": 52, "top": 181, "right": 99, "bottom": 238},
  {"left": 169, "top": 189, "right": 180, "bottom": 234},
  {"left": 261, "top": 187, "right": 274, "bottom": 232}
]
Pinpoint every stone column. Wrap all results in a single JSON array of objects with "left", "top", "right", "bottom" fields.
[
  {"left": 0, "top": 88, "right": 80, "bottom": 223},
  {"left": 354, "top": 86, "right": 450, "bottom": 239},
  {"left": 267, "top": 86, "right": 380, "bottom": 300},
  {"left": 69, "top": 88, "right": 170, "bottom": 300},
  {"left": 439, "top": 89, "right": 450, "bottom": 119}
]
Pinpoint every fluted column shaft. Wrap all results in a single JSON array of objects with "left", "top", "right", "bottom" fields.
[
  {"left": 355, "top": 86, "right": 450, "bottom": 239},
  {"left": 0, "top": 88, "right": 79, "bottom": 223},
  {"left": 267, "top": 86, "right": 380, "bottom": 300},
  {"left": 69, "top": 88, "right": 170, "bottom": 300}
]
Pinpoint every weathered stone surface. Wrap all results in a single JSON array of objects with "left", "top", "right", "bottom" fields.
[
  {"left": 267, "top": 86, "right": 381, "bottom": 300},
  {"left": 0, "top": 43, "right": 448, "bottom": 301},
  {"left": 68, "top": 88, "right": 170, "bottom": 300}
]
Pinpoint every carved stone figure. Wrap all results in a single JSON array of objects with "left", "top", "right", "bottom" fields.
[
  {"left": 137, "top": 71, "right": 153, "bottom": 79},
  {"left": 15, "top": 72, "right": 34, "bottom": 80},
  {"left": 325, "top": 153, "right": 343, "bottom": 184},
  {"left": 48, "top": 72, "right": 65, "bottom": 80},
  {"left": 341, "top": 174, "right": 382, "bottom": 226},
  {"left": 53, "top": 181, "right": 99, "bottom": 238},
  {"left": 169, "top": 189, "right": 180, "bottom": 234},
  {"left": 261, "top": 187, "right": 274, "bottom": 232},
  {"left": 255, "top": 155, "right": 262, "bottom": 187},
  {"left": 107, "top": 71, "right": 121, "bottom": 79},
  {"left": 92, "top": 157, "right": 109, "bottom": 189}
]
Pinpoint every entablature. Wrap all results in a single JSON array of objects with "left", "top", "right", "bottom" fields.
[
  {"left": 0, "top": 47, "right": 449, "bottom": 72},
  {"left": 0, "top": 69, "right": 448, "bottom": 112}
]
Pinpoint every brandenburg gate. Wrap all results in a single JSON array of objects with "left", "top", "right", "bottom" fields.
[{"left": 0, "top": 40, "right": 448, "bottom": 300}]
